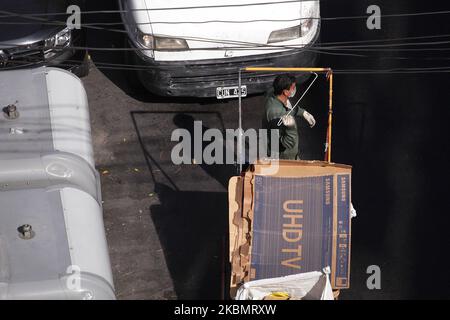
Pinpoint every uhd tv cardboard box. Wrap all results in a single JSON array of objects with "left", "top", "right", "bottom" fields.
[{"left": 229, "top": 160, "right": 352, "bottom": 296}]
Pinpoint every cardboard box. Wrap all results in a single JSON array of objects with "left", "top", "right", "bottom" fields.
[{"left": 229, "top": 160, "right": 352, "bottom": 296}]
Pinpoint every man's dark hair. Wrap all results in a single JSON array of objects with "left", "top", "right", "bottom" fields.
[{"left": 273, "top": 74, "right": 296, "bottom": 96}]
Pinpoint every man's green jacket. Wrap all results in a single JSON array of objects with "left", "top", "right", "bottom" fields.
[{"left": 262, "top": 90, "right": 305, "bottom": 160}]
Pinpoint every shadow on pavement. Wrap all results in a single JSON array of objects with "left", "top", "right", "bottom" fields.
[
  {"left": 150, "top": 184, "right": 228, "bottom": 299},
  {"left": 130, "top": 110, "right": 236, "bottom": 299}
]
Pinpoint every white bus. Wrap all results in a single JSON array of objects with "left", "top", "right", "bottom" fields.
[{"left": 0, "top": 68, "right": 115, "bottom": 300}]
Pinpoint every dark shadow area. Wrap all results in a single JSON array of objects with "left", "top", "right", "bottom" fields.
[
  {"left": 319, "top": 0, "right": 450, "bottom": 299},
  {"left": 130, "top": 110, "right": 234, "bottom": 188},
  {"left": 172, "top": 113, "right": 240, "bottom": 187},
  {"left": 149, "top": 184, "right": 228, "bottom": 299},
  {"left": 295, "top": 74, "right": 330, "bottom": 161},
  {"left": 131, "top": 110, "right": 236, "bottom": 299}
]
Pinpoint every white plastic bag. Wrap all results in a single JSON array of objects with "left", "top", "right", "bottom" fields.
[{"left": 235, "top": 267, "right": 334, "bottom": 300}]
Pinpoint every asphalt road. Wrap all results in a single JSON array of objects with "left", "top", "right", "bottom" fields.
[{"left": 83, "top": 0, "right": 450, "bottom": 299}]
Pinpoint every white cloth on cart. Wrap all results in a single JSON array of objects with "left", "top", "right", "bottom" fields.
[{"left": 236, "top": 267, "right": 334, "bottom": 300}]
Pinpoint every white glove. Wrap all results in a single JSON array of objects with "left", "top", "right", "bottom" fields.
[
  {"left": 281, "top": 114, "right": 296, "bottom": 127},
  {"left": 286, "top": 99, "right": 293, "bottom": 110},
  {"left": 303, "top": 111, "right": 316, "bottom": 128}
]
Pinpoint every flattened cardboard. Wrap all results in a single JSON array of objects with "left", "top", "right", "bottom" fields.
[
  {"left": 250, "top": 175, "right": 334, "bottom": 279},
  {"left": 229, "top": 160, "right": 352, "bottom": 294}
]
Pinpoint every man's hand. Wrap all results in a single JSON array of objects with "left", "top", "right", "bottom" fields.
[
  {"left": 281, "top": 114, "right": 296, "bottom": 127},
  {"left": 303, "top": 111, "right": 316, "bottom": 128}
]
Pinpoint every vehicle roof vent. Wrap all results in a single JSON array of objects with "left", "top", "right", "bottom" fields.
[{"left": 3, "top": 102, "right": 19, "bottom": 120}]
